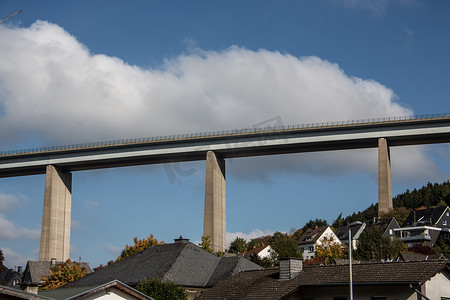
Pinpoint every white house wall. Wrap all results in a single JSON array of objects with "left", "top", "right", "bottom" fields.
[
  {"left": 82, "top": 287, "right": 143, "bottom": 300},
  {"left": 422, "top": 272, "right": 450, "bottom": 300},
  {"left": 299, "top": 227, "right": 342, "bottom": 260}
]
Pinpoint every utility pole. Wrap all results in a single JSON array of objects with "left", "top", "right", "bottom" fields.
[{"left": 349, "top": 228, "right": 353, "bottom": 300}]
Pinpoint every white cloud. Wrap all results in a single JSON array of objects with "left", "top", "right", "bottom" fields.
[
  {"left": 0, "top": 21, "right": 444, "bottom": 183},
  {"left": 2, "top": 247, "right": 35, "bottom": 269},
  {"left": 0, "top": 213, "right": 40, "bottom": 240},
  {"left": 0, "top": 193, "right": 22, "bottom": 212},
  {"left": 226, "top": 229, "right": 275, "bottom": 249}
]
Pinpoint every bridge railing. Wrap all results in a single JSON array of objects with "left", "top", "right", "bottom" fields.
[{"left": 1, "top": 112, "right": 449, "bottom": 156}]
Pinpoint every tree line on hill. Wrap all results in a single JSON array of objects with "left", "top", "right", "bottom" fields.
[{"left": 228, "top": 181, "right": 450, "bottom": 266}]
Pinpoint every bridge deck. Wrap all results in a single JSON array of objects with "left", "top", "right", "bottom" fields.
[{"left": 1, "top": 115, "right": 449, "bottom": 177}]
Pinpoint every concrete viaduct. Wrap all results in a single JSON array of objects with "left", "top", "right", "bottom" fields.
[{"left": 1, "top": 115, "right": 449, "bottom": 261}]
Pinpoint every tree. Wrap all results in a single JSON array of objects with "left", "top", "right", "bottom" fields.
[
  {"left": 247, "top": 235, "right": 272, "bottom": 250},
  {"left": 407, "top": 244, "right": 436, "bottom": 255},
  {"left": 136, "top": 278, "right": 187, "bottom": 300},
  {"left": 434, "top": 237, "right": 450, "bottom": 259},
  {"left": 270, "top": 232, "right": 302, "bottom": 259},
  {"left": 40, "top": 259, "right": 89, "bottom": 290},
  {"left": 313, "top": 236, "right": 345, "bottom": 265},
  {"left": 302, "top": 219, "right": 328, "bottom": 232},
  {"left": 379, "top": 207, "right": 411, "bottom": 225},
  {"left": 355, "top": 227, "right": 406, "bottom": 260},
  {"left": 228, "top": 237, "right": 247, "bottom": 253},
  {"left": 248, "top": 253, "right": 276, "bottom": 268},
  {"left": 117, "top": 234, "right": 164, "bottom": 261},
  {"left": 199, "top": 235, "right": 213, "bottom": 253},
  {"left": 0, "top": 249, "right": 5, "bottom": 272}
]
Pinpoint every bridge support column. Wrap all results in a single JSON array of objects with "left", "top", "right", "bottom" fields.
[
  {"left": 378, "top": 138, "right": 393, "bottom": 217},
  {"left": 203, "top": 151, "right": 226, "bottom": 252},
  {"left": 39, "top": 165, "right": 72, "bottom": 262}
]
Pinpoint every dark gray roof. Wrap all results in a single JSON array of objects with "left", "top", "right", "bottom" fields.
[
  {"left": 22, "top": 262, "right": 91, "bottom": 285},
  {"left": 403, "top": 206, "right": 448, "bottom": 227},
  {"left": 297, "top": 226, "right": 328, "bottom": 245},
  {"left": 39, "top": 280, "right": 153, "bottom": 300},
  {"left": 63, "top": 241, "right": 262, "bottom": 289},
  {"left": 397, "top": 251, "right": 446, "bottom": 262},
  {"left": 0, "top": 285, "right": 51, "bottom": 300},
  {"left": 197, "top": 260, "right": 450, "bottom": 300},
  {"left": 336, "top": 223, "right": 364, "bottom": 241},
  {"left": 0, "top": 267, "right": 21, "bottom": 286}
]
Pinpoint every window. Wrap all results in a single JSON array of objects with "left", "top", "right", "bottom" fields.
[
  {"left": 309, "top": 246, "right": 314, "bottom": 252},
  {"left": 443, "top": 220, "right": 447, "bottom": 225},
  {"left": 306, "top": 236, "right": 312, "bottom": 241},
  {"left": 389, "top": 229, "right": 393, "bottom": 235}
]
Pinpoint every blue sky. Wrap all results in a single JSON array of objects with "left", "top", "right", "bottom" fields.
[{"left": 0, "top": 0, "right": 449, "bottom": 269}]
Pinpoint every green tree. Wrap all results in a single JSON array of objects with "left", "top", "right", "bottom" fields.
[
  {"left": 270, "top": 232, "right": 302, "bottom": 259},
  {"left": 136, "top": 278, "right": 187, "bottom": 300},
  {"left": 228, "top": 237, "right": 247, "bottom": 253},
  {"left": 302, "top": 219, "right": 328, "bottom": 232},
  {"left": 434, "top": 237, "right": 450, "bottom": 259},
  {"left": 379, "top": 207, "right": 411, "bottom": 226},
  {"left": 248, "top": 253, "right": 276, "bottom": 268},
  {"left": 247, "top": 235, "right": 272, "bottom": 250},
  {"left": 355, "top": 227, "right": 406, "bottom": 260},
  {"left": 40, "top": 260, "right": 89, "bottom": 290}
]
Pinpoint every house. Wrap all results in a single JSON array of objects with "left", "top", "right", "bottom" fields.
[
  {"left": 39, "top": 280, "right": 153, "bottom": 300},
  {"left": 336, "top": 221, "right": 366, "bottom": 250},
  {"left": 243, "top": 245, "right": 273, "bottom": 259},
  {"left": 60, "top": 237, "right": 262, "bottom": 299},
  {"left": 0, "top": 266, "right": 22, "bottom": 288},
  {"left": 1, "top": 280, "right": 153, "bottom": 300},
  {"left": 396, "top": 251, "right": 446, "bottom": 262},
  {"left": 21, "top": 260, "right": 91, "bottom": 294},
  {"left": 297, "top": 226, "right": 341, "bottom": 260},
  {"left": 196, "top": 258, "right": 450, "bottom": 299},
  {"left": 395, "top": 206, "right": 450, "bottom": 247}
]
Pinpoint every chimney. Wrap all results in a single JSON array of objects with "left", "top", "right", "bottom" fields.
[
  {"left": 279, "top": 258, "right": 302, "bottom": 280},
  {"left": 174, "top": 235, "right": 190, "bottom": 243},
  {"left": 17, "top": 266, "right": 22, "bottom": 275}
]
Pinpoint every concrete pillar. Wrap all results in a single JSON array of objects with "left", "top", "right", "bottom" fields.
[
  {"left": 203, "top": 151, "right": 226, "bottom": 252},
  {"left": 378, "top": 138, "right": 393, "bottom": 217},
  {"left": 39, "top": 165, "right": 72, "bottom": 262}
]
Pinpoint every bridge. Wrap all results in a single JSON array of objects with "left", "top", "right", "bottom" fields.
[{"left": 1, "top": 114, "right": 449, "bottom": 261}]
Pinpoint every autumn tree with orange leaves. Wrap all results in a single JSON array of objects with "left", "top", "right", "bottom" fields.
[{"left": 40, "top": 260, "right": 89, "bottom": 290}]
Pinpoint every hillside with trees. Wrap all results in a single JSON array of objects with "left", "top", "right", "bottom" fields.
[
  {"left": 228, "top": 181, "right": 450, "bottom": 266},
  {"left": 332, "top": 181, "right": 450, "bottom": 228}
]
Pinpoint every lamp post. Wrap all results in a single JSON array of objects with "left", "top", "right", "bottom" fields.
[{"left": 349, "top": 228, "right": 353, "bottom": 300}]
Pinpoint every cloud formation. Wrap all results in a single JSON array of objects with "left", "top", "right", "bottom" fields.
[
  {"left": 0, "top": 213, "right": 40, "bottom": 240},
  {"left": 0, "top": 21, "right": 445, "bottom": 182},
  {"left": 0, "top": 193, "right": 21, "bottom": 212}
]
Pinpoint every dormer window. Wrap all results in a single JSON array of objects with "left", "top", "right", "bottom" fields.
[{"left": 305, "top": 237, "right": 312, "bottom": 241}]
